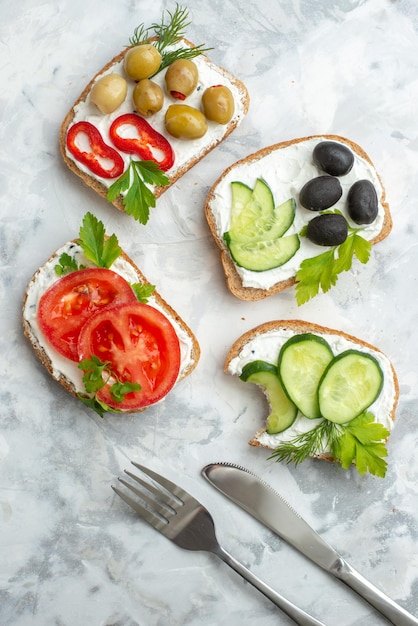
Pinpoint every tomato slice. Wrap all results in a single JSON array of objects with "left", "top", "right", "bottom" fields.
[
  {"left": 77, "top": 302, "right": 181, "bottom": 410},
  {"left": 38, "top": 268, "right": 137, "bottom": 361}
]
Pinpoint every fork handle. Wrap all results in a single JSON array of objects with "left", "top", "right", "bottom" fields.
[{"left": 214, "top": 544, "right": 326, "bottom": 626}]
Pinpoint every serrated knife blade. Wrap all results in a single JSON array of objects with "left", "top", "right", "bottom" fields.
[{"left": 202, "top": 462, "right": 418, "bottom": 626}]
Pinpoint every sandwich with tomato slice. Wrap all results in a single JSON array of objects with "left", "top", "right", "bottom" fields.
[{"left": 22, "top": 213, "right": 200, "bottom": 416}]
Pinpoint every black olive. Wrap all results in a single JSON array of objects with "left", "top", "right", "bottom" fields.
[
  {"left": 299, "top": 175, "right": 342, "bottom": 211},
  {"left": 306, "top": 213, "right": 348, "bottom": 246},
  {"left": 347, "top": 179, "right": 378, "bottom": 224},
  {"left": 313, "top": 141, "right": 354, "bottom": 176}
]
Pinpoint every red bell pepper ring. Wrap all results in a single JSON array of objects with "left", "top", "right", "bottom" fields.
[
  {"left": 66, "top": 121, "right": 125, "bottom": 179},
  {"left": 109, "top": 113, "right": 174, "bottom": 172}
]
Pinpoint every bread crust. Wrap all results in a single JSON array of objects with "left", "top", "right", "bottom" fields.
[
  {"left": 22, "top": 241, "right": 200, "bottom": 413},
  {"left": 205, "top": 134, "right": 392, "bottom": 301},
  {"left": 60, "top": 39, "right": 250, "bottom": 214},
  {"left": 224, "top": 319, "right": 399, "bottom": 461}
]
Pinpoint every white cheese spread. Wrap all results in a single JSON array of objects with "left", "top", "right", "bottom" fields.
[
  {"left": 208, "top": 137, "right": 386, "bottom": 290},
  {"left": 66, "top": 42, "right": 247, "bottom": 188},
  {"left": 23, "top": 243, "right": 196, "bottom": 400},
  {"left": 227, "top": 327, "right": 396, "bottom": 452}
]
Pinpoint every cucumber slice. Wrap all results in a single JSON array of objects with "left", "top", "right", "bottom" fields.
[
  {"left": 230, "top": 181, "right": 253, "bottom": 223},
  {"left": 228, "top": 179, "right": 296, "bottom": 243},
  {"left": 240, "top": 360, "right": 298, "bottom": 434},
  {"left": 318, "top": 350, "right": 384, "bottom": 424},
  {"left": 228, "top": 178, "right": 274, "bottom": 241},
  {"left": 251, "top": 178, "right": 275, "bottom": 214},
  {"left": 226, "top": 233, "right": 300, "bottom": 271},
  {"left": 269, "top": 197, "right": 296, "bottom": 238},
  {"left": 278, "top": 334, "right": 334, "bottom": 419}
]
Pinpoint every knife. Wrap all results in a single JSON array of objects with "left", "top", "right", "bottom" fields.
[{"left": 202, "top": 462, "right": 418, "bottom": 626}]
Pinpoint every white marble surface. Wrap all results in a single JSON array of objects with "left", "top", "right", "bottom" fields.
[{"left": 1, "top": 0, "right": 418, "bottom": 624}]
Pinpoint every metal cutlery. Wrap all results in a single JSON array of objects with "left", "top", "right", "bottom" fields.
[
  {"left": 112, "top": 461, "right": 326, "bottom": 626},
  {"left": 202, "top": 462, "right": 418, "bottom": 626}
]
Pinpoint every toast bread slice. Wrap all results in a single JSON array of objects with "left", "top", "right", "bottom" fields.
[
  {"left": 60, "top": 38, "right": 249, "bottom": 215},
  {"left": 205, "top": 135, "right": 392, "bottom": 301},
  {"left": 225, "top": 319, "right": 399, "bottom": 462},
  {"left": 23, "top": 241, "right": 200, "bottom": 413}
]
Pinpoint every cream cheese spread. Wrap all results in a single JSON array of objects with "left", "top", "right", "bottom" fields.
[
  {"left": 66, "top": 41, "right": 247, "bottom": 189},
  {"left": 208, "top": 137, "right": 386, "bottom": 290},
  {"left": 227, "top": 327, "right": 396, "bottom": 452},
  {"left": 23, "top": 243, "right": 196, "bottom": 401}
]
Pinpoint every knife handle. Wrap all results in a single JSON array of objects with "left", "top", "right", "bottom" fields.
[
  {"left": 335, "top": 559, "right": 418, "bottom": 625},
  {"left": 214, "top": 544, "right": 326, "bottom": 626}
]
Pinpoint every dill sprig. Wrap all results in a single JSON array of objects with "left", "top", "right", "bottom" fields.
[
  {"left": 152, "top": 4, "right": 192, "bottom": 51},
  {"left": 128, "top": 4, "right": 212, "bottom": 75},
  {"left": 268, "top": 420, "right": 342, "bottom": 466}
]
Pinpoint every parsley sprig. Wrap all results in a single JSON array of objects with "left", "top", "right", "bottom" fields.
[
  {"left": 131, "top": 282, "right": 156, "bottom": 302},
  {"left": 78, "top": 212, "right": 122, "bottom": 268},
  {"left": 107, "top": 160, "right": 170, "bottom": 224},
  {"left": 55, "top": 252, "right": 84, "bottom": 276},
  {"left": 77, "top": 355, "right": 141, "bottom": 418},
  {"left": 129, "top": 4, "right": 212, "bottom": 75},
  {"left": 295, "top": 222, "right": 372, "bottom": 305},
  {"left": 54, "top": 212, "right": 156, "bottom": 300},
  {"left": 269, "top": 411, "right": 389, "bottom": 477},
  {"left": 55, "top": 212, "right": 121, "bottom": 275}
]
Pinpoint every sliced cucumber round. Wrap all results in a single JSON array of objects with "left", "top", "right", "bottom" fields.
[
  {"left": 228, "top": 178, "right": 274, "bottom": 242},
  {"left": 318, "top": 349, "right": 384, "bottom": 424},
  {"left": 251, "top": 178, "right": 275, "bottom": 213},
  {"left": 240, "top": 360, "right": 278, "bottom": 380},
  {"left": 230, "top": 181, "right": 253, "bottom": 222},
  {"left": 278, "top": 333, "right": 334, "bottom": 419},
  {"left": 226, "top": 233, "right": 300, "bottom": 271},
  {"left": 228, "top": 179, "right": 296, "bottom": 244},
  {"left": 240, "top": 360, "right": 298, "bottom": 434}
]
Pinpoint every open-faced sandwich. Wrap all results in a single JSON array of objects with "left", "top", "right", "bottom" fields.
[
  {"left": 225, "top": 320, "right": 399, "bottom": 477},
  {"left": 22, "top": 213, "right": 200, "bottom": 416},
  {"left": 205, "top": 135, "right": 392, "bottom": 304},
  {"left": 60, "top": 5, "right": 249, "bottom": 224}
]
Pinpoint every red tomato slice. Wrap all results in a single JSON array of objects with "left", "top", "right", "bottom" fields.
[
  {"left": 38, "top": 268, "right": 137, "bottom": 361},
  {"left": 77, "top": 302, "right": 181, "bottom": 410}
]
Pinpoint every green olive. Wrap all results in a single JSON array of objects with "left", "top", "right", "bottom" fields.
[
  {"left": 202, "top": 85, "right": 235, "bottom": 124},
  {"left": 165, "top": 104, "right": 208, "bottom": 139},
  {"left": 165, "top": 59, "right": 198, "bottom": 100},
  {"left": 133, "top": 79, "right": 164, "bottom": 117},
  {"left": 124, "top": 44, "right": 162, "bottom": 81},
  {"left": 90, "top": 73, "right": 128, "bottom": 114}
]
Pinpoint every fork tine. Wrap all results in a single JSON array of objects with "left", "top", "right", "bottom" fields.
[
  {"left": 124, "top": 469, "right": 180, "bottom": 510},
  {"left": 131, "top": 461, "right": 188, "bottom": 501},
  {"left": 117, "top": 476, "right": 170, "bottom": 514},
  {"left": 111, "top": 485, "right": 168, "bottom": 532}
]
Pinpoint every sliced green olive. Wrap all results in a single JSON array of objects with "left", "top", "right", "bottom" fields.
[
  {"left": 202, "top": 85, "right": 235, "bottom": 124},
  {"left": 165, "top": 104, "right": 208, "bottom": 139},
  {"left": 165, "top": 59, "right": 198, "bottom": 100},
  {"left": 124, "top": 44, "right": 162, "bottom": 81},
  {"left": 133, "top": 79, "right": 164, "bottom": 117},
  {"left": 90, "top": 73, "right": 128, "bottom": 114}
]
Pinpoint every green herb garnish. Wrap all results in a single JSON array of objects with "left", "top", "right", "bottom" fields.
[
  {"left": 268, "top": 411, "right": 389, "bottom": 477},
  {"left": 295, "top": 230, "right": 372, "bottom": 305},
  {"left": 131, "top": 282, "right": 156, "bottom": 302},
  {"left": 78, "top": 212, "right": 122, "bottom": 268},
  {"left": 107, "top": 160, "right": 170, "bottom": 225},
  {"left": 55, "top": 252, "right": 85, "bottom": 276},
  {"left": 77, "top": 355, "right": 141, "bottom": 417},
  {"left": 129, "top": 4, "right": 212, "bottom": 75}
]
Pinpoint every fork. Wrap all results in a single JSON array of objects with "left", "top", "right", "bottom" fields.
[{"left": 112, "top": 462, "right": 326, "bottom": 626}]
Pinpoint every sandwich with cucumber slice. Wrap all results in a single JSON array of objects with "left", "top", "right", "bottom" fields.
[
  {"left": 225, "top": 320, "right": 399, "bottom": 477},
  {"left": 205, "top": 135, "right": 392, "bottom": 304}
]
